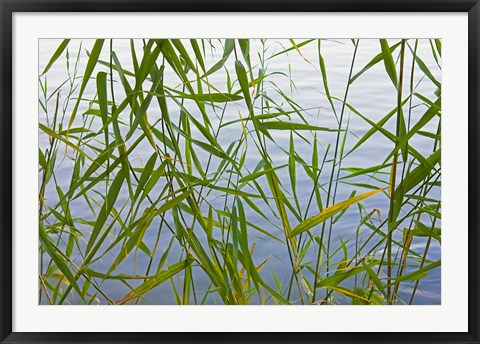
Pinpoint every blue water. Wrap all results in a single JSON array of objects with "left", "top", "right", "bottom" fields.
[{"left": 39, "top": 39, "right": 441, "bottom": 305}]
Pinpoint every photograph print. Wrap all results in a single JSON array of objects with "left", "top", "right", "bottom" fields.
[{"left": 38, "top": 38, "right": 441, "bottom": 305}]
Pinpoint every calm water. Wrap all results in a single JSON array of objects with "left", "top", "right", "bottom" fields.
[{"left": 39, "top": 39, "right": 441, "bottom": 305}]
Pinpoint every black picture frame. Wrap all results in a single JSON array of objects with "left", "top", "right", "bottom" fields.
[{"left": 1, "top": 1, "right": 479, "bottom": 343}]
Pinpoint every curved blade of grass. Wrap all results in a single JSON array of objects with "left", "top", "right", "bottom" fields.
[
  {"left": 163, "top": 90, "right": 243, "bottom": 103},
  {"left": 407, "top": 44, "right": 441, "bottom": 88},
  {"left": 380, "top": 260, "right": 441, "bottom": 290},
  {"left": 344, "top": 97, "right": 410, "bottom": 157},
  {"left": 236, "top": 198, "right": 259, "bottom": 291},
  {"left": 392, "top": 149, "right": 441, "bottom": 222},
  {"left": 83, "top": 269, "right": 155, "bottom": 280},
  {"left": 202, "top": 39, "right": 235, "bottom": 77},
  {"left": 115, "top": 258, "right": 193, "bottom": 304},
  {"left": 385, "top": 97, "right": 441, "bottom": 163},
  {"left": 350, "top": 40, "right": 401, "bottom": 84},
  {"left": 435, "top": 39, "right": 442, "bottom": 57},
  {"left": 107, "top": 205, "right": 157, "bottom": 275},
  {"left": 288, "top": 132, "right": 298, "bottom": 209},
  {"left": 171, "top": 123, "right": 233, "bottom": 164},
  {"left": 361, "top": 260, "right": 388, "bottom": 300},
  {"left": 289, "top": 188, "right": 384, "bottom": 238},
  {"left": 156, "top": 189, "right": 193, "bottom": 215},
  {"left": 380, "top": 39, "right": 398, "bottom": 88},
  {"left": 85, "top": 171, "right": 125, "bottom": 255},
  {"left": 411, "top": 220, "right": 441, "bottom": 242},
  {"left": 136, "top": 40, "right": 161, "bottom": 87},
  {"left": 258, "top": 121, "right": 338, "bottom": 131},
  {"left": 67, "top": 39, "right": 104, "bottom": 130},
  {"left": 317, "top": 262, "right": 375, "bottom": 288},
  {"left": 171, "top": 39, "right": 198, "bottom": 75},
  {"left": 96, "top": 71, "right": 110, "bottom": 162},
  {"left": 238, "top": 163, "right": 288, "bottom": 184},
  {"left": 318, "top": 39, "right": 337, "bottom": 119},
  {"left": 95, "top": 58, "right": 135, "bottom": 77},
  {"left": 238, "top": 39, "right": 251, "bottom": 69},
  {"left": 133, "top": 153, "right": 158, "bottom": 200},
  {"left": 39, "top": 223, "right": 84, "bottom": 299},
  {"left": 39, "top": 123, "right": 94, "bottom": 161},
  {"left": 125, "top": 69, "right": 164, "bottom": 141},
  {"left": 40, "top": 39, "right": 70, "bottom": 76},
  {"left": 341, "top": 163, "right": 393, "bottom": 180},
  {"left": 269, "top": 39, "right": 315, "bottom": 60},
  {"left": 230, "top": 205, "right": 239, "bottom": 273},
  {"left": 235, "top": 60, "right": 253, "bottom": 110},
  {"left": 190, "top": 39, "right": 206, "bottom": 72}
]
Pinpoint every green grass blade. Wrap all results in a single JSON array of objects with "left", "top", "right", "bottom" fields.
[
  {"left": 68, "top": 39, "right": 104, "bottom": 130},
  {"left": 40, "top": 39, "right": 70, "bottom": 76},
  {"left": 350, "top": 41, "right": 401, "bottom": 84},
  {"left": 115, "top": 258, "right": 193, "bottom": 304},
  {"left": 289, "top": 188, "right": 384, "bottom": 238},
  {"left": 85, "top": 171, "right": 125, "bottom": 255},
  {"left": 39, "top": 223, "right": 84, "bottom": 300},
  {"left": 258, "top": 121, "right": 338, "bottom": 131},
  {"left": 380, "top": 39, "right": 398, "bottom": 88}
]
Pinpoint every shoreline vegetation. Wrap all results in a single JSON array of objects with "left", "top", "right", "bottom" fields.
[{"left": 39, "top": 39, "right": 441, "bottom": 305}]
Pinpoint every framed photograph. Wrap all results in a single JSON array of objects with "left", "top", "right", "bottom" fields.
[{"left": 1, "top": 1, "right": 479, "bottom": 343}]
